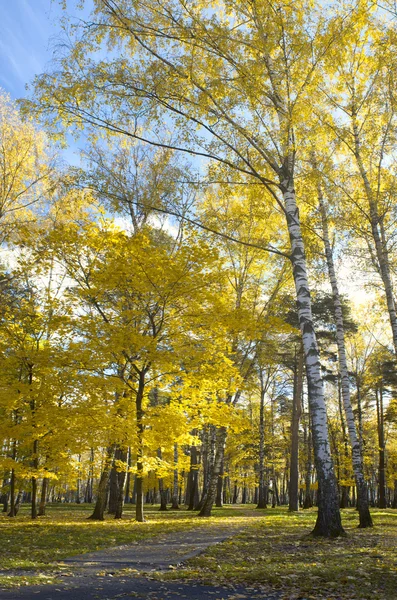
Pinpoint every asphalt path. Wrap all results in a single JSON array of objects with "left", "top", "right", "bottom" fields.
[{"left": 0, "top": 524, "right": 281, "bottom": 600}]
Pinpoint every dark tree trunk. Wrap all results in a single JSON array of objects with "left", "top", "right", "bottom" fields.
[
  {"left": 289, "top": 344, "right": 303, "bottom": 512},
  {"left": 376, "top": 386, "right": 387, "bottom": 508},
  {"left": 198, "top": 427, "right": 227, "bottom": 517},
  {"left": 171, "top": 443, "right": 179, "bottom": 509},
  {"left": 114, "top": 449, "right": 128, "bottom": 519},
  {"left": 157, "top": 448, "right": 168, "bottom": 511},
  {"left": 38, "top": 478, "right": 48, "bottom": 516},
  {"left": 108, "top": 460, "right": 119, "bottom": 514},
  {"left": 215, "top": 457, "right": 224, "bottom": 507},
  {"left": 257, "top": 371, "right": 267, "bottom": 509},
  {"left": 135, "top": 370, "right": 147, "bottom": 522},
  {"left": 187, "top": 441, "right": 199, "bottom": 510},
  {"left": 89, "top": 447, "right": 114, "bottom": 520},
  {"left": 31, "top": 439, "right": 39, "bottom": 520},
  {"left": 232, "top": 482, "right": 238, "bottom": 504},
  {"left": 124, "top": 448, "right": 132, "bottom": 504}
]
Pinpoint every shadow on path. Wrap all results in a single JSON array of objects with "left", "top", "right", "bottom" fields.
[{"left": 0, "top": 522, "right": 281, "bottom": 599}]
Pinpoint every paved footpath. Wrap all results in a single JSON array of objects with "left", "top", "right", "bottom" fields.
[{"left": 0, "top": 525, "right": 281, "bottom": 600}]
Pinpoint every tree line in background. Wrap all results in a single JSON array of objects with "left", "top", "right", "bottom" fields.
[{"left": 2, "top": 0, "right": 397, "bottom": 537}]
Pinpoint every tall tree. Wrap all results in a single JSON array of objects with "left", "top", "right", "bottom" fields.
[{"left": 26, "top": 0, "right": 357, "bottom": 535}]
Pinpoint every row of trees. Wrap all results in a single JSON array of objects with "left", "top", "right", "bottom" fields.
[{"left": 2, "top": 0, "right": 397, "bottom": 537}]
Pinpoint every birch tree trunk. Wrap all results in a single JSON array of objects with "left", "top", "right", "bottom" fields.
[
  {"left": 352, "top": 115, "right": 397, "bottom": 355},
  {"left": 318, "top": 190, "right": 372, "bottom": 527},
  {"left": 283, "top": 181, "right": 344, "bottom": 536}
]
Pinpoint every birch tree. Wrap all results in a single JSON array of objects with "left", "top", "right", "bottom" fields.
[{"left": 316, "top": 180, "right": 373, "bottom": 527}]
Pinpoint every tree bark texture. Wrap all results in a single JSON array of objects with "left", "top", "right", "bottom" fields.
[
  {"left": 283, "top": 182, "right": 344, "bottom": 536},
  {"left": 289, "top": 343, "right": 303, "bottom": 512},
  {"left": 198, "top": 426, "right": 227, "bottom": 517},
  {"left": 89, "top": 446, "right": 114, "bottom": 520},
  {"left": 318, "top": 190, "right": 372, "bottom": 527}
]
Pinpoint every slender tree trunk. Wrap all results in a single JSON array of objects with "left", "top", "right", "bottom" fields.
[
  {"left": 198, "top": 426, "right": 227, "bottom": 517},
  {"left": 38, "top": 478, "right": 48, "bottom": 516},
  {"left": 8, "top": 468, "right": 16, "bottom": 517},
  {"left": 171, "top": 443, "right": 179, "bottom": 509},
  {"left": 8, "top": 438, "right": 17, "bottom": 517},
  {"left": 114, "top": 449, "right": 127, "bottom": 519},
  {"left": 89, "top": 447, "right": 114, "bottom": 520},
  {"left": 215, "top": 457, "right": 224, "bottom": 507},
  {"left": 108, "top": 450, "right": 120, "bottom": 515},
  {"left": 376, "top": 387, "right": 387, "bottom": 509},
  {"left": 257, "top": 372, "right": 267, "bottom": 509},
  {"left": 352, "top": 115, "right": 397, "bottom": 355},
  {"left": 318, "top": 188, "right": 372, "bottom": 527},
  {"left": 135, "top": 370, "right": 146, "bottom": 522},
  {"left": 289, "top": 343, "right": 303, "bottom": 512},
  {"left": 157, "top": 448, "right": 168, "bottom": 511},
  {"left": 31, "top": 439, "right": 38, "bottom": 520},
  {"left": 187, "top": 440, "right": 199, "bottom": 510},
  {"left": 283, "top": 182, "right": 344, "bottom": 536},
  {"left": 124, "top": 448, "right": 131, "bottom": 504},
  {"left": 196, "top": 426, "right": 214, "bottom": 511}
]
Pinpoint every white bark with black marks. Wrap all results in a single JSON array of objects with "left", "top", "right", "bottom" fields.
[
  {"left": 318, "top": 190, "right": 372, "bottom": 527},
  {"left": 283, "top": 181, "right": 344, "bottom": 536}
]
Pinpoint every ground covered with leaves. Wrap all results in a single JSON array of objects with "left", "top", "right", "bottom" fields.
[
  {"left": 0, "top": 503, "right": 253, "bottom": 588},
  {"left": 162, "top": 507, "right": 397, "bottom": 600},
  {"left": 1, "top": 504, "right": 396, "bottom": 599}
]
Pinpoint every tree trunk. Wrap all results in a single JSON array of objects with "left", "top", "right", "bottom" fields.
[
  {"left": 114, "top": 449, "right": 128, "bottom": 519},
  {"left": 171, "top": 443, "right": 179, "bottom": 509},
  {"left": 198, "top": 426, "right": 227, "bottom": 517},
  {"left": 352, "top": 115, "right": 397, "bottom": 355},
  {"left": 135, "top": 370, "right": 146, "bottom": 522},
  {"left": 157, "top": 448, "right": 168, "bottom": 511},
  {"left": 196, "top": 425, "right": 216, "bottom": 511},
  {"left": 8, "top": 468, "right": 17, "bottom": 517},
  {"left": 376, "top": 386, "right": 386, "bottom": 508},
  {"left": 124, "top": 448, "right": 132, "bottom": 504},
  {"left": 257, "top": 371, "right": 267, "bottom": 509},
  {"left": 187, "top": 441, "right": 199, "bottom": 510},
  {"left": 289, "top": 343, "right": 303, "bottom": 512},
  {"left": 318, "top": 187, "right": 372, "bottom": 527},
  {"left": 88, "top": 447, "right": 114, "bottom": 520},
  {"left": 38, "top": 477, "right": 48, "bottom": 516},
  {"left": 215, "top": 457, "right": 224, "bottom": 507},
  {"left": 31, "top": 439, "right": 39, "bottom": 520},
  {"left": 108, "top": 455, "right": 119, "bottom": 515},
  {"left": 283, "top": 182, "right": 344, "bottom": 536}
]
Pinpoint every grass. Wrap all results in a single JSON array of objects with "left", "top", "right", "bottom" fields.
[
  {"left": 160, "top": 506, "right": 397, "bottom": 600},
  {"left": 0, "top": 502, "right": 256, "bottom": 588},
  {"left": 1, "top": 503, "right": 396, "bottom": 598}
]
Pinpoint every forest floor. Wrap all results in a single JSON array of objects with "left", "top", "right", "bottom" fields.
[{"left": 0, "top": 504, "right": 396, "bottom": 599}]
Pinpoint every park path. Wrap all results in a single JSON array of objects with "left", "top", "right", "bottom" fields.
[{"left": 0, "top": 520, "right": 281, "bottom": 600}]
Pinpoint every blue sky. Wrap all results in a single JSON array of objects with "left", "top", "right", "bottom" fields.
[{"left": 0, "top": 0, "right": 66, "bottom": 99}]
